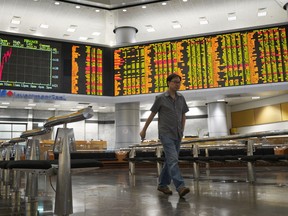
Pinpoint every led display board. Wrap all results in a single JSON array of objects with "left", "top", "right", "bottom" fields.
[{"left": 114, "top": 26, "right": 288, "bottom": 96}]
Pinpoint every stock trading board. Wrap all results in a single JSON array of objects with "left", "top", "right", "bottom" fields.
[{"left": 114, "top": 26, "right": 288, "bottom": 96}]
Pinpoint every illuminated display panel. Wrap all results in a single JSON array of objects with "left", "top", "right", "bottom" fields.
[
  {"left": 71, "top": 44, "right": 104, "bottom": 95},
  {"left": 114, "top": 26, "right": 288, "bottom": 96},
  {"left": 0, "top": 34, "right": 62, "bottom": 92}
]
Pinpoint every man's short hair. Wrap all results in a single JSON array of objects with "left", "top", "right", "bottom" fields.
[{"left": 166, "top": 73, "right": 181, "bottom": 86}]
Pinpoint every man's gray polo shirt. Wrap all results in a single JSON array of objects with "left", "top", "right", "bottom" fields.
[{"left": 150, "top": 91, "right": 189, "bottom": 140}]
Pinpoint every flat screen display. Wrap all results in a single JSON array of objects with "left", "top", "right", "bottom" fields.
[{"left": 114, "top": 26, "right": 288, "bottom": 96}]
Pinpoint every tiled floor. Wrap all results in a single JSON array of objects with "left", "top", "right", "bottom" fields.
[{"left": 1, "top": 165, "right": 288, "bottom": 215}]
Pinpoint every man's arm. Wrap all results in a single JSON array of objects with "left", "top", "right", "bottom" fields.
[
  {"left": 140, "top": 112, "right": 156, "bottom": 140},
  {"left": 181, "top": 113, "right": 186, "bottom": 132}
]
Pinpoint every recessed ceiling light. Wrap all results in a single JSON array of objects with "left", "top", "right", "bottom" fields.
[
  {"left": 92, "top": 32, "right": 101, "bottom": 36},
  {"left": 145, "top": 25, "right": 155, "bottom": 32},
  {"left": 258, "top": 8, "right": 267, "bottom": 16},
  {"left": 28, "top": 103, "right": 36, "bottom": 106},
  {"left": 162, "top": 2, "right": 167, "bottom": 6},
  {"left": 40, "top": 24, "right": 49, "bottom": 29},
  {"left": 25, "top": 107, "right": 33, "bottom": 109},
  {"left": 217, "top": 99, "right": 225, "bottom": 102},
  {"left": 0, "top": 106, "right": 8, "bottom": 109},
  {"left": 11, "top": 16, "right": 21, "bottom": 25},
  {"left": 172, "top": 21, "right": 182, "bottom": 29},
  {"left": 142, "top": 5, "right": 146, "bottom": 9},
  {"left": 54, "top": 1, "right": 60, "bottom": 5},
  {"left": 183, "top": 0, "right": 188, "bottom": 2},
  {"left": 228, "top": 13, "right": 236, "bottom": 21},
  {"left": 123, "top": 9, "right": 127, "bottom": 12},
  {"left": 199, "top": 17, "right": 209, "bottom": 25},
  {"left": 79, "top": 36, "right": 88, "bottom": 40},
  {"left": 67, "top": 25, "right": 77, "bottom": 32},
  {"left": 95, "top": 9, "right": 100, "bottom": 12},
  {"left": 75, "top": 5, "right": 81, "bottom": 9},
  {"left": 48, "top": 107, "right": 56, "bottom": 110},
  {"left": 1, "top": 102, "right": 10, "bottom": 105},
  {"left": 252, "top": 96, "right": 261, "bottom": 100}
]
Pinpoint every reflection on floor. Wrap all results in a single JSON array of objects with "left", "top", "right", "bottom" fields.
[{"left": 1, "top": 166, "right": 288, "bottom": 215}]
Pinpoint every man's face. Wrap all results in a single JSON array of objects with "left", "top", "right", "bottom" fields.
[{"left": 169, "top": 77, "right": 181, "bottom": 91}]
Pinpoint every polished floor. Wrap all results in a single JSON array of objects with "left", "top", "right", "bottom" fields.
[{"left": 1, "top": 165, "right": 288, "bottom": 216}]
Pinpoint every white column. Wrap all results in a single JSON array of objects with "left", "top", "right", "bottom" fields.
[
  {"left": 113, "top": 26, "right": 138, "bottom": 45},
  {"left": 115, "top": 102, "right": 140, "bottom": 149},
  {"left": 207, "top": 102, "right": 229, "bottom": 137}
]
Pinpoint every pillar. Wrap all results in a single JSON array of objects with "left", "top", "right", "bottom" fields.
[
  {"left": 207, "top": 102, "right": 229, "bottom": 137},
  {"left": 115, "top": 102, "right": 140, "bottom": 149},
  {"left": 113, "top": 26, "right": 138, "bottom": 45}
]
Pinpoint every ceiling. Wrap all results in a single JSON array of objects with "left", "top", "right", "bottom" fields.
[{"left": 0, "top": 0, "right": 288, "bottom": 112}]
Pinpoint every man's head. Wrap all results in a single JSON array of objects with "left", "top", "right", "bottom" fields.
[{"left": 167, "top": 73, "right": 182, "bottom": 91}]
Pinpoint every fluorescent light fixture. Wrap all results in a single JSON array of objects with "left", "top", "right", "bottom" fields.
[
  {"left": 0, "top": 106, "right": 8, "bottom": 109},
  {"left": 199, "top": 17, "right": 209, "bottom": 25},
  {"left": 1, "top": 102, "right": 10, "bottom": 105},
  {"left": 217, "top": 99, "right": 225, "bottom": 102},
  {"left": 228, "top": 13, "right": 236, "bottom": 21},
  {"left": 172, "top": 21, "right": 182, "bottom": 29},
  {"left": 162, "top": 2, "right": 167, "bottom": 5},
  {"left": 11, "top": 16, "right": 21, "bottom": 25},
  {"left": 40, "top": 24, "right": 49, "bottom": 29},
  {"left": 95, "top": 9, "right": 100, "bottom": 12},
  {"left": 183, "top": 0, "right": 188, "bottom": 2},
  {"left": 25, "top": 107, "right": 33, "bottom": 109},
  {"left": 252, "top": 96, "right": 260, "bottom": 100},
  {"left": 142, "top": 5, "right": 146, "bottom": 9},
  {"left": 28, "top": 103, "right": 36, "bottom": 106},
  {"left": 54, "top": 1, "right": 60, "bottom": 5},
  {"left": 123, "top": 9, "right": 127, "bottom": 12},
  {"left": 258, "top": 8, "right": 267, "bottom": 16},
  {"left": 75, "top": 5, "right": 81, "bottom": 9},
  {"left": 92, "top": 32, "right": 101, "bottom": 36},
  {"left": 99, "top": 106, "right": 106, "bottom": 109},
  {"left": 48, "top": 108, "right": 56, "bottom": 110},
  {"left": 145, "top": 25, "right": 155, "bottom": 32}
]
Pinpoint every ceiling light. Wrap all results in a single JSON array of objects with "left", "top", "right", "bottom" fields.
[
  {"left": 123, "top": 9, "right": 127, "bottom": 12},
  {"left": 199, "top": 17, "right": 209, "bottom": 25},
  {"left": 145, "top": 25, "right": 155, "bottom": 32},
  {"left": 11, "top": 16, "right": 21, "bottom": 25},
  {"left": 40, "top": 24, "right": 49, "bottom": 29},
  {"left": 70, "top": 108, "right": 77, "bottom": 111},
  {"left": 48, "top": 107, "right": 56, "bottom": 110},
  {"left": 0, "top": 106, "right": 8, "bottom": 109},
  {"left": 92, "top": 32, "right": 101, "bottom": 36},
  {"left": 67, "top": 25, "right": 77, "bottom": 32},
  {"left": 162, "top": 2, "right": 167, "bottom": 5},
  {"left": 95, "top": 9, "right": 100, "bottom": 12},
  {"left": 142, "top": 5, "right": 146, "bottom": 9},
  {"left": 172, "top": 21, "right": 182, "bottom": 29},
  {"left": 25, "top": 107, "right": 33, "bottom": 109},
  {"left": 217, "top": 99, "right": 225, "bottom": 102},
  {"left": 183, "top": 0, "right": 188, "bottom": 2},
  {"left": 1, "top": 102, "right": 10, "bottom": 105},
  {"left": 79, "top": 36, "right": 88, "bottom": 40},
  {"left": 228, "top": 13, "right": 236, "bottom": 21},
  {"left": 75, "top": 5, "right": 81, "bottom": 9},
  {"left": 28, "top": 103, "right": 36, "bottom": 106},
  {"left": 252, "top": 96, "right": 260, "bottom": 100},
  {"left": 99, "top": 106, "right": 106, "bottom": 109},
  {"left": 54, "top": 1, "right": 60, "bottom": 5},
  {"left": 258, "top": 8, "right": 267, "bottom": 16}
]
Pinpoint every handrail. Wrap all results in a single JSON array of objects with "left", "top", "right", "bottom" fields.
[
  {"left": 129, "top": 129, "right": 288, "bottom": 148},
  {"left": 9, "top": 137, "right": 27, "bottom": 144},
  {"left": 44, "top": 107, "right": 93, "bottom": 128},
  {"left": 20, "top": 127, "right": 51, "bottom": 138}
]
